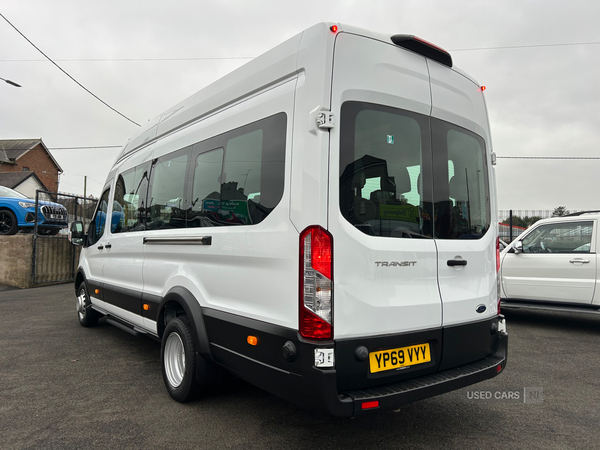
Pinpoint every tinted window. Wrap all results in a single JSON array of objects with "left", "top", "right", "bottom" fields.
[
  {"left": 111, "top": 163, "right": 150, "bottom": 233},
  {"left": 87, "top": 188, "right": 110, "bottom": 246},
  {"left": 432, "top": 119, "right": 490, "bottom": 239},
  {"left": 187, "top": 113, "right": 286, "bottom": 227},
  {"left": 339, "top": 102, "right": 432, "bottom": 238},
  {"left": 189, "top": 148, "right": 224, "bottom": 227},
  {"left": 147, "top": 151, "right": 189, "bottom": 229},
  {"left": 340, "top": 102, "right": 490, "bottom": 240},
  {"left": 522, "top": 221, "right": 593, "bottom": 253}
]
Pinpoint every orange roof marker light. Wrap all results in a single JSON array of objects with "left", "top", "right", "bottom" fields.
[{"left": 247, "top": 336, "right": 258, "bottom": 346}]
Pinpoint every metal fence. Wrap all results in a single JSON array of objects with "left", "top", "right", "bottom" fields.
[
  {"left": 498, "top": 210, "right": 582, "bottom": 221},
  {"left": 31, "top": 190, "right": 97, "bottom": 286},
  {"left": 498, "top": 209, "right": 586, "bottom": 242}
]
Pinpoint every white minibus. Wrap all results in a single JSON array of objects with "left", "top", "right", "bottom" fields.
[{"left": 72, "top": 23, "right": 507, "bottom": 416}]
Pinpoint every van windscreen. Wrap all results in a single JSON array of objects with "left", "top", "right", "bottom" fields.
[{"left": 339, "top": 101, "right": 490, "bottom": 240}]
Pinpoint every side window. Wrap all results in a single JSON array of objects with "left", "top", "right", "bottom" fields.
[
  {"left": 87, "top": 188, "right": 110, "bottom": 246},
  {"left": 147, "top": 152, "right": 189, "bottom": 230},
  {"left": 188, "top": 113, "right": 287, "bottom": 227},
  {"left": 111, "top": 163, "right": 150, "bottom": 233},
  {"left": 522, "top": 221, "right": 593, "bottom": 253},
  {"left": 189, "top": 148, "right": 224, "bottom": 227}
]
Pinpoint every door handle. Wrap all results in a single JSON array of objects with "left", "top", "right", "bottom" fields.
[
  {"left": 97, "top": 245, "right": 104, "bottom": 250},
  {"left": 569, "top": 259, "right": 590, "bottom": 264},
  {"left": 105, "top": 243, "right": 112, "bottom": 249},
  {"left": 447, "top": 259, "right": 467, "bottom": 266}
]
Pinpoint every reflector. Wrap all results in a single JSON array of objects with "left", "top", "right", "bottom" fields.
[{"left": 361, "top": 400, "right": 379, "bottom": 410}]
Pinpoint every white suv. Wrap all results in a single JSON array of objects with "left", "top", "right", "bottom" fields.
[{"left": 500, "top": 211, "right": 600, "bottom": 313}]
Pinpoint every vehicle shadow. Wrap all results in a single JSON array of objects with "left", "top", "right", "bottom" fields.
[{"left": 502, "top": 308, "right": 600, "bottom": 333}]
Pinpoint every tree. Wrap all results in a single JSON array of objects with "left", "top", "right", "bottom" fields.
[
  {"left": 502, "top": 215, "right": 542, "bottom": 228},
  {"left": 552, "top": 206, "right": 570, "bottom": 217}
]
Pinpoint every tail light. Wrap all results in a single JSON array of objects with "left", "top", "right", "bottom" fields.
[{"left": 299, "top": 226, "right": 333, "bottom": 339}]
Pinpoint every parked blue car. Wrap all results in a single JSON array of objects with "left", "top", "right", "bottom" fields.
[{"left": 0, "top": 186, "right": 68, "bottom": 235}]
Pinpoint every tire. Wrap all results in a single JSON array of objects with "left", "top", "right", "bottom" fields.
[
  {"left": 161, "top": 317, "right": 200, "bottom": 402},
  {"left": 76, "top": 281, "right": 100, "bottom": 327},
  {"left": 0, "top": 209, "right": 19, "bottom": 235}
]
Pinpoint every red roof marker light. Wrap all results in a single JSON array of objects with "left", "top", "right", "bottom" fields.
[{"left": 330, "top": 25, "right": 338, "bottom": 33}]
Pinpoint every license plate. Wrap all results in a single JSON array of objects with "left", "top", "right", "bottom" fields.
[
  {"left": 50, "top": 214, "right": 66, "bottom": 220},
  {"left": 369, "top": 343, "right": 431, "bottom": 373}
]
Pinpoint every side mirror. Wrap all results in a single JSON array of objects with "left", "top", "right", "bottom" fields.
[
  {"left": 513, "top": 241, "right": 523, "bottom": 254},
  {"left": 70, "top": 221, "right": 84, "bottom": 246}
]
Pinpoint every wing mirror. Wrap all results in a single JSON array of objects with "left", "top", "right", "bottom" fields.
[
  {"left": 69, "top": 221, "right": 84, "bottom": 246},
  {"left": 512, "top": 240, "right": 523, "bottom": 254}
]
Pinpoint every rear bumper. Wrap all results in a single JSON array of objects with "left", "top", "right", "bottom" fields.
[
  {"left": 340, "top": 331, "right": 507, "bottom": 415},
  {"left": 204, "top": 310, "right": 508, "bottom": 417}
]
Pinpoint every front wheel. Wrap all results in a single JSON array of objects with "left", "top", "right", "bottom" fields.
[
  {"left": 0, "top": 210, "right": 18, "bottom": 235},
  {"left": 161, "top": 317, "right": 200, "bottom": 402},
  {"left": 76, "top": 282, "right": 100, "bottom": 327}
]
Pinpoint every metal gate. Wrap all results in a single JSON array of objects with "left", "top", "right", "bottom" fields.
[{"left": 31, "top": 190, "right": 97, "bottom": 286}]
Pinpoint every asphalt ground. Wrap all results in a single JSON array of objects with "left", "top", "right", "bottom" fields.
[{"left": 1, "top": 284, "right": 599, "bottom": 450}]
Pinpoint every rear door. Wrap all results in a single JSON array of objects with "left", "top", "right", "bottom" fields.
[
  {"left": 329, "top": 32, "right": 441, "bottom": 339},
  {"left": 428, "top": 63, "right": 498, "bottom": 326}
]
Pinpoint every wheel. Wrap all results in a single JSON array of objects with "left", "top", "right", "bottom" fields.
[
  {"left": 76, "top": 282, "right": 100, "bottom": 327},
  {"left": 161, "top": 317, "right": 200, "bottom": 402},
  {"left": 0, "top": 210, "right": 19, "bottom": 235}
]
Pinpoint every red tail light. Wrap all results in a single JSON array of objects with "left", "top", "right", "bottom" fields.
[{"left": 300, "top": 226, "right": 333, "bottom": 340}]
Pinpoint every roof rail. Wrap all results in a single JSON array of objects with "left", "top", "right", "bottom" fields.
[{"left": 563, "top": 210, "right": 600, "bottom": 217}]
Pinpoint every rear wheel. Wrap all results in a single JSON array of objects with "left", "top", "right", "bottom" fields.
[
  {"left": 0, "top": 210, "right": 18, "bottom": 235},
  {"left": 161, "top": 317, "right": 200, "bottom": 402},
  {"left": 76, "top": 282, "right": 100, "bottom": 327}
]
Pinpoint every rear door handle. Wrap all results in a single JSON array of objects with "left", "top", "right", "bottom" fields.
[
  {"left": 97, "top": 245, "right": 104, "bottom": 250},
  {"left": 569, "top": 259, "right": 590, "bottom": 264},
  {"left": 447, "top": 259, "right": 467, "bottom": 266},
  {"left": 105, "top": 243, "right": 112, "bottom": 249}
]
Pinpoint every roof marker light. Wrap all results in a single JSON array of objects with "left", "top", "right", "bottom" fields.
[
  {"left": 480, "top": 86, "right": 487, "bottom": 92},
  {"left": 330, "top": 25, "right": 338, "bottom": 33}
]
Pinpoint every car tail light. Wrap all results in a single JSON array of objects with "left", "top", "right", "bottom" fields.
[{"left": 300, "top": 226, "right": 333, "bottom": 340}]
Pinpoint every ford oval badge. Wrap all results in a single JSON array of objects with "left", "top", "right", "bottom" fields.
[{"left": 476, "top": 304, "right": 487, "bottom": 314}]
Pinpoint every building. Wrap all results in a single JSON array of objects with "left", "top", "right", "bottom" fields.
[
  {"left": 0, "top": 171, "right": 49, "bottom": 198},
  {"left": 0, "top": 139, "right": 62, "bottom": 193}
]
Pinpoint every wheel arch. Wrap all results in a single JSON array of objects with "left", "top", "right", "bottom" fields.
[
  {"left": 75, "top": 269, "right": 86, "bottom": 293},
  {"left": 157, "top": 286, "right": 213, "bottom": 362}
]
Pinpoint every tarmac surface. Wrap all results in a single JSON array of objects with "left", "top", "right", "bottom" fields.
[{"left": 1, "top": 283, "right": 599, "bottom": 449}]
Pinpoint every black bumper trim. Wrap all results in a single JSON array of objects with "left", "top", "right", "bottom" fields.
[{"left": 342, "top": 334, "right": 507, "bottom": 416}]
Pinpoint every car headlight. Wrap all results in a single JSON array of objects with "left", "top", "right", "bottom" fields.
[{"left": 18, "top": 202, "right": 35, "bottom": 209}]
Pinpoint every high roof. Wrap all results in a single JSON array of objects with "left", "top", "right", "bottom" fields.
[{"left": 0, "top": 139, "right": 63, "bottom": 173}]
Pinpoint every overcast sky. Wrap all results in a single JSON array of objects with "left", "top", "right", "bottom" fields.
[{"left": 1, "top": 0, "right": 599, "bottom": 213}]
